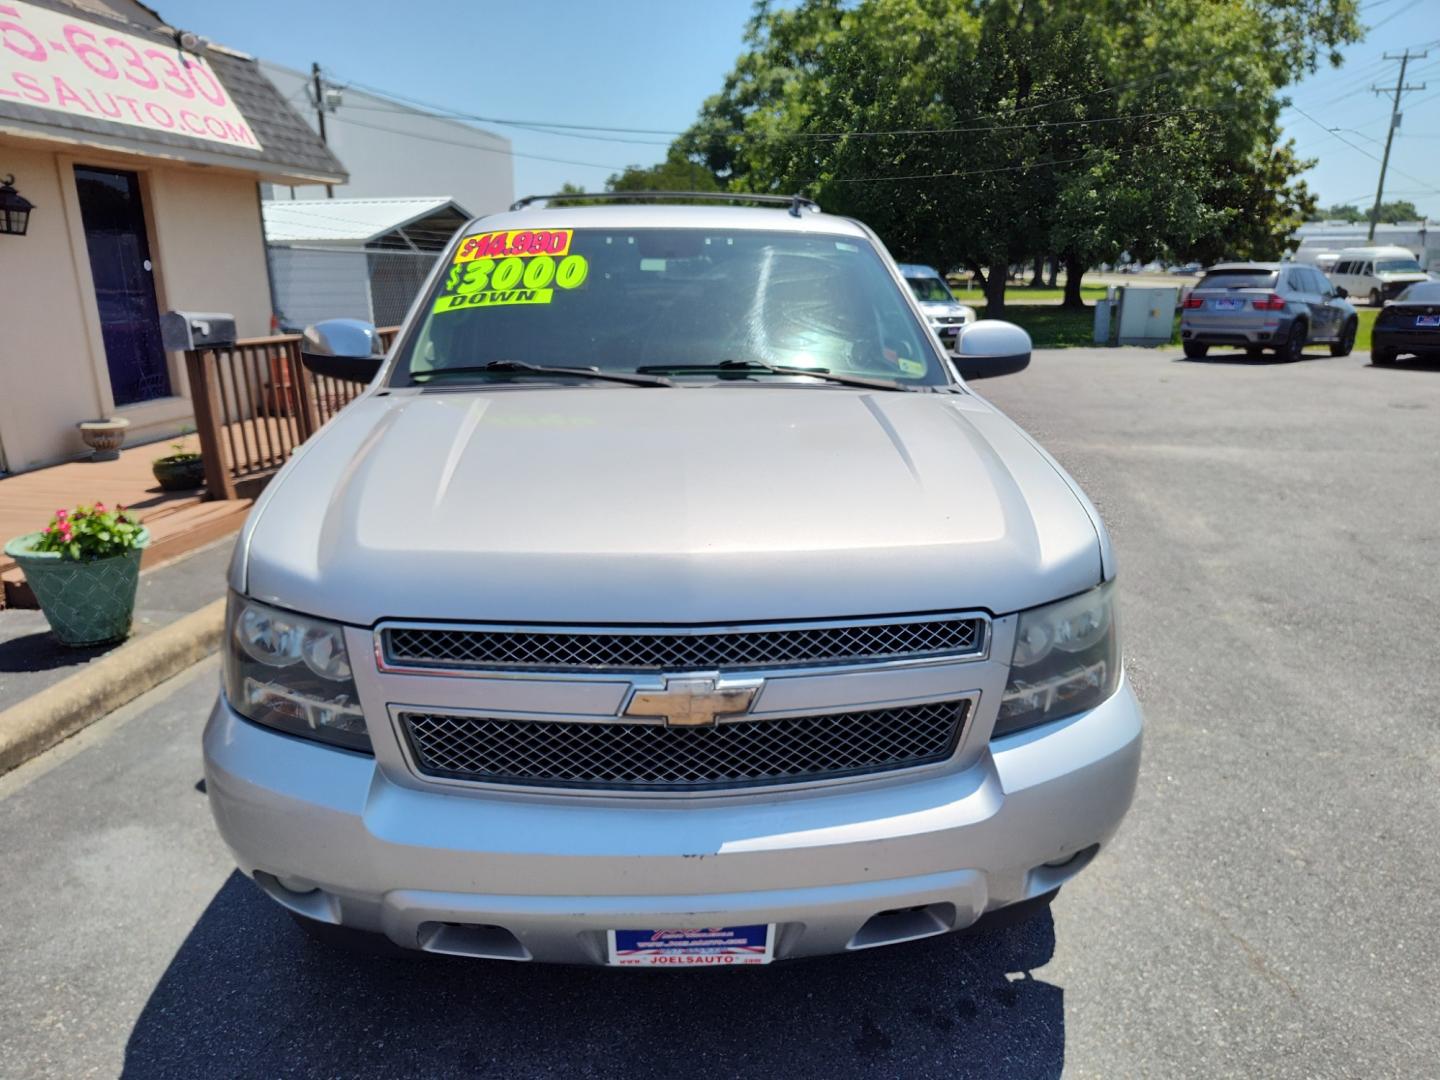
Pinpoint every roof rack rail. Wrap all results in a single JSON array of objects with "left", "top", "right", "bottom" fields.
[{"left": 509, "top": 191, "right": 822, "bottom": 218}]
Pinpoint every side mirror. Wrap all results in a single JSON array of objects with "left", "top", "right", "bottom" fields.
[
  {"left": 952, "top": 319, "right": 1031, "bottom": 380},
  {"left": 1335, "top": 286, "right": 1349, "bottom": 299},
  {"left": 300, "top": 319, "right": 384, "bottom": 383}
]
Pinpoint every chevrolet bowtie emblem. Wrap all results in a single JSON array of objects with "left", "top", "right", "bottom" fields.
[{"left": 623, "top": 677, "right": 762, "bottom": 727}]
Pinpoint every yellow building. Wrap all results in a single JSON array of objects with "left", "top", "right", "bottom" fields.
[{"left": 0, "top": 0, "right": 344, "bottom": 474}]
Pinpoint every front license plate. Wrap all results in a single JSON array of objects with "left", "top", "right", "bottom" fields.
[
  {"left": 607, "top": 925, "right": 774, "bottom": 967},
  {"left": 1210, "top": 298, "right": 1243, "bottom": 311},
  {"left": 1415, "top": 315, "right": 1440, "bottom": 327}
]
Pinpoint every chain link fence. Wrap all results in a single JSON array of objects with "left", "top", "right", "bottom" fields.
[{"left": 267, "top": 245, "right": 440, "bottom": 332}]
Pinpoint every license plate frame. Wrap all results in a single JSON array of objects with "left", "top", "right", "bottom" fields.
[
  {"left": 606, "top": 925, "right": 775, "bottom": 967},
  {"left": 1210, "top": 297, "right": 1244, "bottom": 311},
  {"left": 1415, "top": 314, "right": 1440, "bottom": 327}
]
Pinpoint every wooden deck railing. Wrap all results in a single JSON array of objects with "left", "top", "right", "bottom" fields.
[{"left": 184, "top": 328, "right": 400, "bottom": 500}]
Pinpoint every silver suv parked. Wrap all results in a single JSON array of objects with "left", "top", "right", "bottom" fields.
[
  {"left": 205, "top": 194, "right": 1142, "bottom": 967},
  {"left": 1180, "top": 262, "right": 1358, "bottom": 361}
]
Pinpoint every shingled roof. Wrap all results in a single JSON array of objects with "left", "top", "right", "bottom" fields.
[{"left": 0, "top": 0, "right": 346, "bottom": 185}]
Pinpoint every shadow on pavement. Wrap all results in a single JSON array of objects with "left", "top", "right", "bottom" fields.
[
  {"left": 122, "top": 872, "right": 1064, "bottom": 1080},
  {"left": 0, "top": 628, "right": 109, "bottom": 673},
  {"left": 1170, "top": 349, "right": 1332, "bottom": 365},
  {"left": 1369, "top": 356, "right": 1440, "bottom": 373}
]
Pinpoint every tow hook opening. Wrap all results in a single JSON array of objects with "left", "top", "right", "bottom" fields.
[{"left": 848, "top": 902, "right": 957, "bottom": 951}]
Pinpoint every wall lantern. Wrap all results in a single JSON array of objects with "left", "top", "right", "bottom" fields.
[{"left": 0, "top": 175, "right": 34, "bottom": 237}]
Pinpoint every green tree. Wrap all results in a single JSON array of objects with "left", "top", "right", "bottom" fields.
[
  {"left": 1371, "top": 199, "right": 1419, "bottom": 223},
  {"left": 676, "top": 0, "right": 1362, "bottom": 312},
  {"left": 1318, "top": 202, "right": 1365, "bottom": 222},
  {"left": 606, "top": 149, "right": 722, "bottom": 195}
]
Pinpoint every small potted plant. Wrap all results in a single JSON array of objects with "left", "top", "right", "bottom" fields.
[
  {"left": 3, "top": 503, "right": 150, "bottom": 646},
  {"left": 151, "top": 433, "right": 206, "bottom": 492}
]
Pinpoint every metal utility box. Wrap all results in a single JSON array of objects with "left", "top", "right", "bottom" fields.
[
  {"left": 160, "top": 311, "right": 237, "bottom": 351},
  {"left": 1093, "top": 293, "right": 1116, "bottom": 344},
  {"left": 1114, "top": 287, "right": 1179, "bottom": 346}
]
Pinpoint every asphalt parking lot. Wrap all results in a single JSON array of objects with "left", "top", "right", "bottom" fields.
[{"left": 1, "top": 344, "right": 1437, "bottom": 1079}]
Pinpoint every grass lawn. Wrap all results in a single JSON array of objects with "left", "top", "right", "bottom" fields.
[
  {"left": 976, "top": 302, "right": 1380, "bottom": 352},
  {"left": 1353, "top": 307, "right": 1378, "bottom": 351},
  {"left": 949, "top": 284, "right": 1110, "bottom": 305},
  {"left": 974, "top": 304, "right": 1103, "bottom": 348}
]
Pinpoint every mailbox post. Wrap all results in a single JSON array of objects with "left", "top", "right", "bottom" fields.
[{"left": 165, "top": 311, "right": 238, "bottom": 500}]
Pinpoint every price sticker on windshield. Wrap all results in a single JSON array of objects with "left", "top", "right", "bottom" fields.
[
  {"left": 454, "top": 229, "right": 573, "bottom": 262},
  {"left": 436, "top": 229, "right": 588, "bottom": 313}
]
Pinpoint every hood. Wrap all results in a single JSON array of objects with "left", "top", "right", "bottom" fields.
[{"left": 240, "top": 386, "right": 1103, "bottom": 625}]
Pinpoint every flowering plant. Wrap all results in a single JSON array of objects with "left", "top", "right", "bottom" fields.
[{"left": 30, "top": 503, "right": 144, "bottom": 561}]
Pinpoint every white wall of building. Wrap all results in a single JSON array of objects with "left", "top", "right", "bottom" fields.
[
  {"left": 267, "top": 247, "right": 374, "bottom": 328},
  {"left": 259, "top": 63, "right": 514, "bottom": 215},
  {"left": 1291, "top": 221, "right": 1437, "bottom": 271}
]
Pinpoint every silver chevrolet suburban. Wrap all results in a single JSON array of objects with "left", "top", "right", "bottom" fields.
[{"left": 204, "top": 193, "right": 1142, "bottom": 967}]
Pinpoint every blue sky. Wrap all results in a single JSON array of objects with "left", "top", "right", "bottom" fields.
[{"left": 161, "top": 0, "right": 1440, "bottom": 218}]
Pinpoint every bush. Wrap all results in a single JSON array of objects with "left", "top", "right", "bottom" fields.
[{"left": 30, "top": 503, "right": 144, "bottom": 561}]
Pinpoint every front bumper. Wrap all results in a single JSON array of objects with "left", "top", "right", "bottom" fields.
[{"left": 203, "top": 679, "right": 1143, "bottom": 965}]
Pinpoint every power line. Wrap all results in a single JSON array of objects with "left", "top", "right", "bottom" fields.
[
  {"left": 1367, "top": 0, "right": 1425, "bottom": 32},
  {"left": 825, "top": 153, "right": 1107, "bottom": 184},
  {"left": 330, "top": 62, "right": 1212, "bottom": 144},
  {"left": 326, "top": 113, "right": 630, "bottom": 172},
  {"left": 1288, "top": 101, "right": 1440, "bottom": 201}
]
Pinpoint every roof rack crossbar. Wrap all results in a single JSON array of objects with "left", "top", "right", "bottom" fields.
[{"left": 509, "top": 191, "right": 821, "bottom": 217}]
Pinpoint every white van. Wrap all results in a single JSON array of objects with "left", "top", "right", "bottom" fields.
[{"left": 1328, "top": 246, "right": 1429, "bottom": 306}]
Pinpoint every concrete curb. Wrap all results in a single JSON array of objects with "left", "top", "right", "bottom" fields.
[{"left": 0, "top": 597, "right": 226, "bottom": 777}]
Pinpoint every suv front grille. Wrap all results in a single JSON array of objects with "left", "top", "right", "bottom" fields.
[
  {"left": 400, "top": 699, "right": 971, "bottom": 791},
  {"left": 382, "top": 616, "right": 984, "bottom": 673}
]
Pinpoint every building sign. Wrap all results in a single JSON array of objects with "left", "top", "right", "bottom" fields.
[{"left": 0, "top": 1, "right": 261, "bottom": 150}]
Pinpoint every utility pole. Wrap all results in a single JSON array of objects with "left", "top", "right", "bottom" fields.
[
  {"left": 312, "top": 62, "right": 333, "bottom": 199},
  {"left": 1366, "top": 49, "right": 1426, "bottom": 241}
]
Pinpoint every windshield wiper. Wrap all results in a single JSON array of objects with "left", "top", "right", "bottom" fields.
[
  {"left": 634, "top": 358, "right": 908, "bottom": 391},
  {"left": 411, "top": 360, "right": 672, "bottom": 387}
]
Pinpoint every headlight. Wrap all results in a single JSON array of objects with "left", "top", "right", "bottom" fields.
[
  {"left": 995, "top": 582, "right": 1120, "bottom": 738},
  {"left": 223, "top": 593, "right": 370, "bottom": 752}
]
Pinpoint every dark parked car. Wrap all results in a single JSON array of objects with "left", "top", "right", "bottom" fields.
[{"left": 1372, "top": 281, "right": 1440, "bottom": 365}]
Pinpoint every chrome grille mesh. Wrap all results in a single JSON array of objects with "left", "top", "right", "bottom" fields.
[
  {"left": 401, "top": 700, "right": 970, "bottom": 791},
  {"left": 383, "top": 617, "right": 983, "bottom": 672}
]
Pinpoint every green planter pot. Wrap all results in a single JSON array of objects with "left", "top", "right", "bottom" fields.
[
  {"left": 4, "top": 528, "right": 151, "bottom": 647},
  {"left": 152, "top": 454, "right": 206, "bottom": 492}
]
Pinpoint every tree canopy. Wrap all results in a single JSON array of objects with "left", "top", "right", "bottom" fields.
[
  {"left": 655, "top": 0, "right": 1362, "bottom": 310},
  {"left": 1314, "top": 200, "right": 1420, "bottom": 223}
]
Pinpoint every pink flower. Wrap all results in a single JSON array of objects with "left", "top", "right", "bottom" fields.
[
  {"left": 55, "top": 509, "right": 68, "bottom": 520},
  {"left": 93, "top": 502, "right": 106, "bottom": 513}
]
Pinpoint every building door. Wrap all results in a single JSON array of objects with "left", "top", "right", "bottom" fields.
[{"left": 74, "top": 167, "right": 171, "bottom": 406}]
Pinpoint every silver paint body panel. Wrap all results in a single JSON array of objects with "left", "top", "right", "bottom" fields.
[{"left": 210, "top": 203, "right": 1139, "bottom": 963}]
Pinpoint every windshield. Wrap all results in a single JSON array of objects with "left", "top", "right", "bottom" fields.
[
  {"left": 1375, "top": 258, "right": 1423, "bottom": 274},
  {"left": 1398, "top": 282, "right": 1440, "bottom": 303},
  {"left": 393, "top": 227, "right": 947, "bottom": 387},
  {"left": 905, "top": 275, "right": 954, "bottom": 303},
  {"left": 1198, "top": 268, "right": 1278, "bottom": 289}
]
